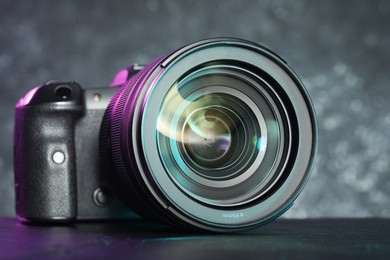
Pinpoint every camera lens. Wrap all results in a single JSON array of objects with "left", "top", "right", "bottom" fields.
[{"left": 101, "top": 38, "right": 317, "bottom": 232}]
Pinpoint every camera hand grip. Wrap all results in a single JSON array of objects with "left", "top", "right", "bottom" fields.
[{"left": 14, "top": 83, "right": 83, "bottom": 222}]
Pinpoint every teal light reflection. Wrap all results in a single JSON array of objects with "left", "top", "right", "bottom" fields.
[{"left": 256, "top": 137, "right": 267, "bottom": 152}]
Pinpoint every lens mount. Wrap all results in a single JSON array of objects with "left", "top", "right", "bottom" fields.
[{"left": 102, "top": 38, "right": 318, "bottom": 232}]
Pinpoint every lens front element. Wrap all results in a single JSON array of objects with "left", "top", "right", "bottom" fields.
[{"left": 156, "top": 63, "right": 287, "bottom": 207}]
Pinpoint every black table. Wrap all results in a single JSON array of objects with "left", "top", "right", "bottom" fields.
[{"left": 0, "top": 218, "right": 389, "bottom": 259}]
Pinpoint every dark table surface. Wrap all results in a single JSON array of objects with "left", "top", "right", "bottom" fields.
[{"left": 0, "top": 218, "right": 389, "bottom": 259}]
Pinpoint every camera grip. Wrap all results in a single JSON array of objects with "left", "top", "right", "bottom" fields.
[{"left": 14, "top": 84, "right": 83, "bottom": 222}]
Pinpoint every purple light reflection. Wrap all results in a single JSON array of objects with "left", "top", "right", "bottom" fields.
[
  {"left": 110, "top": 69, "right": 129, "bottom": 87},
  {"left": 16, "top": 85, "right": 41, "bottom": 108}
]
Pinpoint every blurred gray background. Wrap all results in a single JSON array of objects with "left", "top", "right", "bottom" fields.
[{"left": 1, "top": 0, "right": 389, "bottom": 218}]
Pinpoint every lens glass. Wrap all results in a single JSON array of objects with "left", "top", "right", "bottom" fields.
[{"left": 156, "top": 63, "right": 285, "bottom": 207}]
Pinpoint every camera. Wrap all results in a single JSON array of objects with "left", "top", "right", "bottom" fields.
[{"left": 14, "top": 38, "right": 317, "bottom": 232}]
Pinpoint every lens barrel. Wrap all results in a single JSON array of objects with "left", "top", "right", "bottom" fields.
[{"left": 101, "top": 38, "right": 317, "bottom": 232}]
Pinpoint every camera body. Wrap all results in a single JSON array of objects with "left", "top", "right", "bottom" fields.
[{"left": 14, "top": 69, "right": 139, "bottom": 222}]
